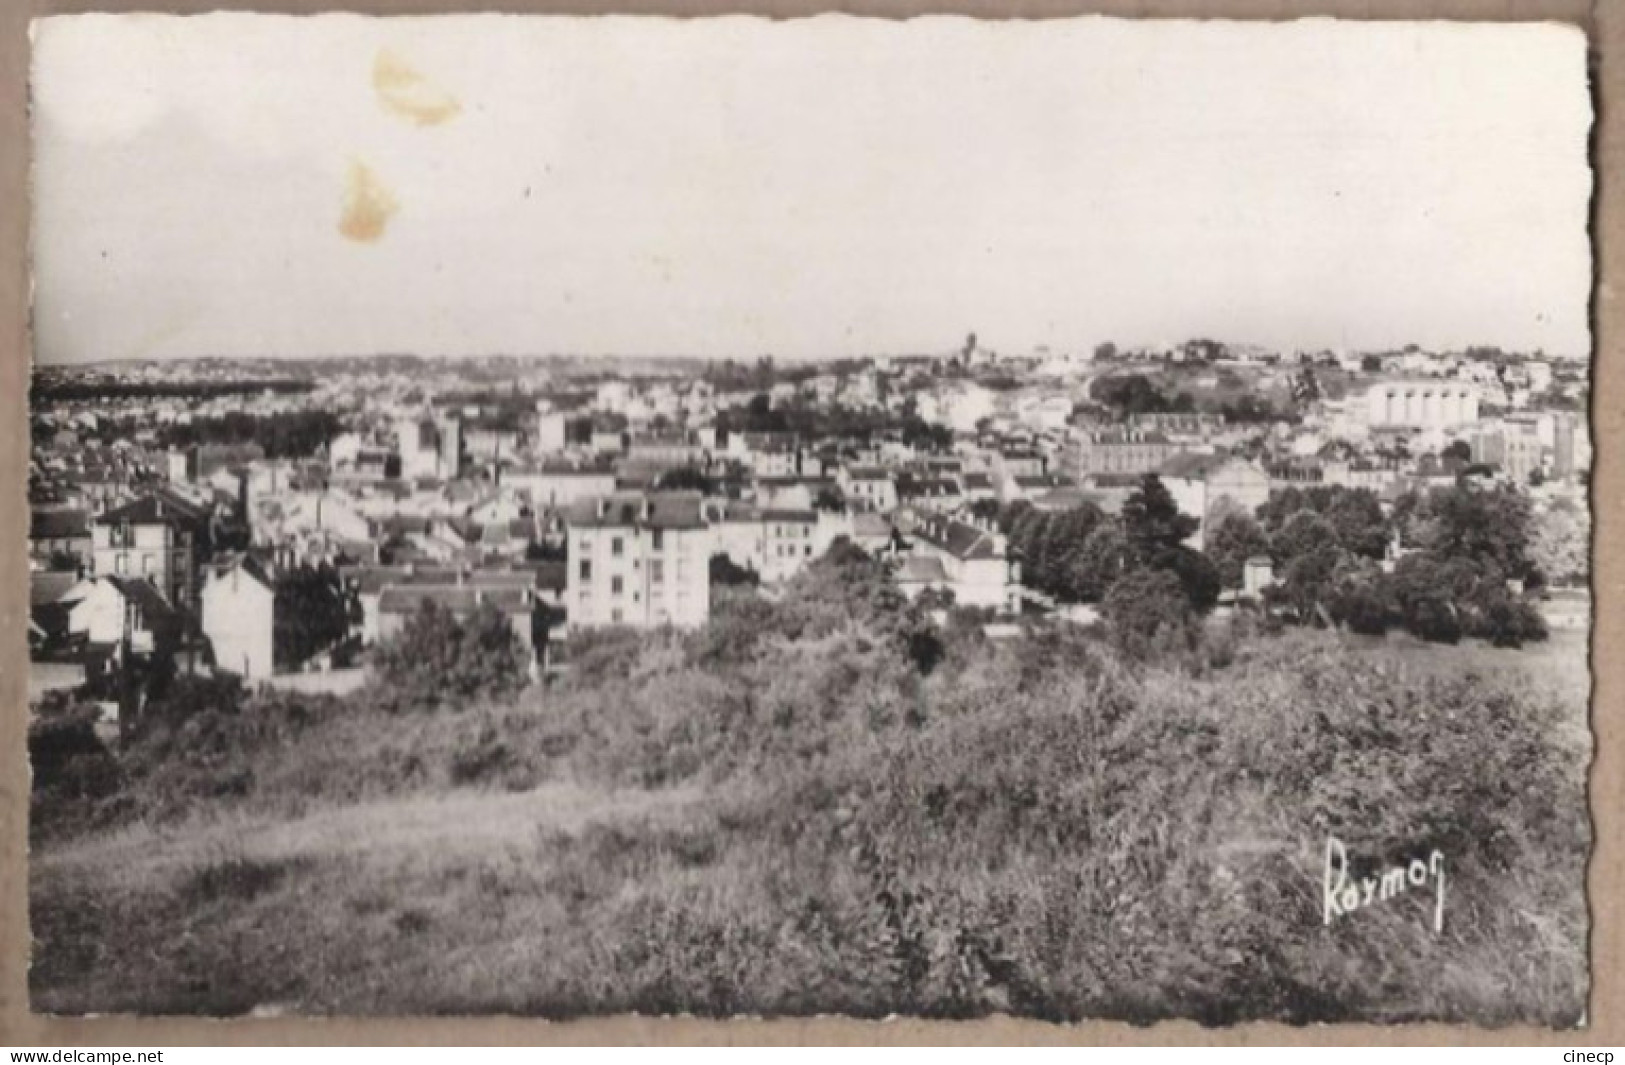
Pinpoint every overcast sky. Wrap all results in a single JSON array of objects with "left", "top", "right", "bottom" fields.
[{"left": 30, "top": 14, "right": 1592, "bottom": 364}]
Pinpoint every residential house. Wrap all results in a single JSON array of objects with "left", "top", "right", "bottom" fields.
[
  {"left": 904, "top": 512, "right": 1020, "bottom": 612},
  {"left": 90, "top": 491, "right": 210, "bottom": 622},
  {"left": 1159, "top": 455, "right": 1271, "bottom": 550},
  {"left": 839, "top": 467, "right": 898, "bottom": 513},
  {"left": 201, "top": 555, "right": 276, "bottom": 680},
  {"left": 30, "top": 508, "right": 91, "bottom": 570}
]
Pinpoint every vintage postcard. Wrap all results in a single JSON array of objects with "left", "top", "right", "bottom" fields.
[{"left": 24, "top": 13, "right": 1593, "bottom": 1026}]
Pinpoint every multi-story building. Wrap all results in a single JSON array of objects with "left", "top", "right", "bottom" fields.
[
  {"left": 1473, "top": 419, "right": 1546, "bottom": 483},
  {"left": 905, "top": 513, "right": 1021, "bottom": 612},
  {"left": 565, "top": 492, "right": 713, "bottom": 630},
  {"left": 396, "top": 416, "right": 462, "bottom": 481},
  {"left": 839, "top": 467, "right": 899, "bottom": 512},
  {"left": 1070, "top": 429, "right": 1179, "bottom": 477},
  {"left": 201, "top": 555, "right": 276, "bottom": 679},
  {"left": 1159, "top": 455, "right": 1271, "bottom": 550},
  {"left": 30, "top": 508, "right": 91, "bottom": 570},
  {"left": 90, "top": 490, "right": 211, "bottom": 623},
  {"left": 1365, "top": 380, "right": 1478, "bottom": 429},
  {"left": 504, "top": 460, "right": 619, "bottom": 511}
]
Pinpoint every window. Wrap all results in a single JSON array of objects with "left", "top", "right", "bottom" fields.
[
  {"left": 611, "top": 536, "right": 624, "bottom": 557},
  {"left": 115, "top": 553, "right": 128, "bottom": 575},
  {"left": 580, "top": 560, "right": 592, "bottom": 581},
  {"left": 650, "top": 559, "right": 664, "bottom": 584},
  {"left": 612, "top": 576, "right": 624, "bottom": 596},
  {"left": 652, "top": 529, "right": 664, "bottom": 550},
  {"left": 611, "top": 608, "right": 623, "bottom": 624},
  {"left": 141, "top": 554, "right": 153, "bottom": 576}
]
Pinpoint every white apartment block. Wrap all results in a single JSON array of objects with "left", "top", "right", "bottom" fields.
[
  {"left": 565, "top": 492, "right": 713, "bottom": 630},
  {"left": 1364, "top": 381, "right": 1479, "bottom": 430}
]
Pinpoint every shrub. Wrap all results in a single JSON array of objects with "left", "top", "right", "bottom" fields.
[
  {"left": 374, "top": 600, "right": 529, "bottom": 711},
  {"left": 1102, "top": 568, "right": 1193, "bottom": 656},
  {"left": 1406, "top": 595, "right": 1462, "bottom": 644}
]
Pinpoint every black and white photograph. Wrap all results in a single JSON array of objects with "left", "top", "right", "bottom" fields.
[{"left": 24, "top": 13, "right": 1594, "bottom": 1026}]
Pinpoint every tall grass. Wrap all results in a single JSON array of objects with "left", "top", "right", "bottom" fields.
[{"left": 29, "top": 595, "right": 1590, "bottom": 1024}]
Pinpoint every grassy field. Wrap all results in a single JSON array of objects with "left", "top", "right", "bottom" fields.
[{"left": 29, "top": 608, "right": 1591, "bottom": 1023}]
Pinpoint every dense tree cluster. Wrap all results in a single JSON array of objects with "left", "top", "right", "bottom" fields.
[
  {"left": 374, "top": 601, "right": 530, "bottom": 711},
  {"left": 998, "top": 476, "right": 1220, "bottom": 646},
  {"left": 994, "top": 474, "right": 1552, "bottom": 649},
  {"left": 709, "top": 553, "right": 760, "bottom": 588},
  {"left": 718, "top": 394, "right": 952, "bottom": 454},
  {"left": 32, "top": 379, "right": 316, "bottom": 402},
  {"left": 272, "top": 564, "right": 353, "bottom": 670},
  {"left": 158, "top": 410, "right": 344, "bottom": 461},
  {"left": 1087, "top": 374, "right": 1195, "bottom": 418},
  {"left": 1247, "top": 482, "right": 1549, "bottom": 646}
]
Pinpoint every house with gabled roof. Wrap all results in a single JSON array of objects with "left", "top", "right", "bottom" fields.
[{"left": 902, "top": 513, "right": 1020, "bottom": 612}]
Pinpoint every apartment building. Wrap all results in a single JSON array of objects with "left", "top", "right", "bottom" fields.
[
  {"left": 565, "top": 491, "right": 713, "bottom": 630},
  {"left": 1070, "top": 429, "right": 1180, "bottom": 476},
  {"left": 90, "top": 490, "right": 211, "bottom": 622}
]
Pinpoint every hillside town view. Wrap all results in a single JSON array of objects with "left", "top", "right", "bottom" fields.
[
  {"left": 24, "top": 14, "right": 1595, "bottom": 1030},
  {"left": 27, "top": 336, "right": 1591, "bottom": 698},
  {"left": 28, "top": 334, "right": 1594, "bottom": 1022}
]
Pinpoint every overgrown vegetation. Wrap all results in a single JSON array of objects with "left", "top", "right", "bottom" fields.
[{"left": 30, "top": 533, "right": 1589, "bottom": 1024}]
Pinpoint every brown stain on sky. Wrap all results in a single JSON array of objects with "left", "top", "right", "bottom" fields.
[
  {"left": 373, "top": 48, "right": 461, "bottom": 127},
  {"left": 338, "top": 160, "right": 399, "bottom": 243}
]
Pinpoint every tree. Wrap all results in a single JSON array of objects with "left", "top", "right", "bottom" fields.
[
  {"left": 1271, "top": 511, "right": 1338, "bottom": 568},
  {"left": 1120, "top": 475, "right": 1198, "bottom": 562},
  {"left": 813, "top": 485, "right": 847, "bottom": 513},
  {"left": 656, "top": 467, "right": 714, "bottom": 494},
  {"left": 1442, "top": 439, "right": 1473, "bottom": 464},
  {"left": 1066, "top": 522, "right": 1132, "bottom": 603},
  {"left": 1406, "top": 595, "right": 1462, "bottom": 644},
  {"left": 375, "top": 600, "right": 528, "bottom": 711},
  {"left": 1271, "top": 544, "right": 1342, "bottom": 623},
  {"left": 709, "top": 553, "right": 760, "bottom": 587},
  {"left": 274, "top": 564, "right": 350, "bottom": 670},
  {"left": 1412, "top": 482, "right": 1537, "bottom": 582},
  {"left": 1205, "top": 511, "right": 1272, "bottom": 590},
  {"left": 1322, "top": 488, "right": 1389, "bottom": 560},
  {"left": 1102, "top": 568, "right": 1194, "bottom": 654},
  {"left": 1331, "top": 583, "right": 1394, "bottom": 636},
  {"left": 1151, "top": 545, "right": 1222, "bottom": 614},
  {"left": 1531, "top": 498, "right": 1589, "bottom": 587},
  {"left": 1360, "top": 353, "right": 1384, "bottom": 373}
]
